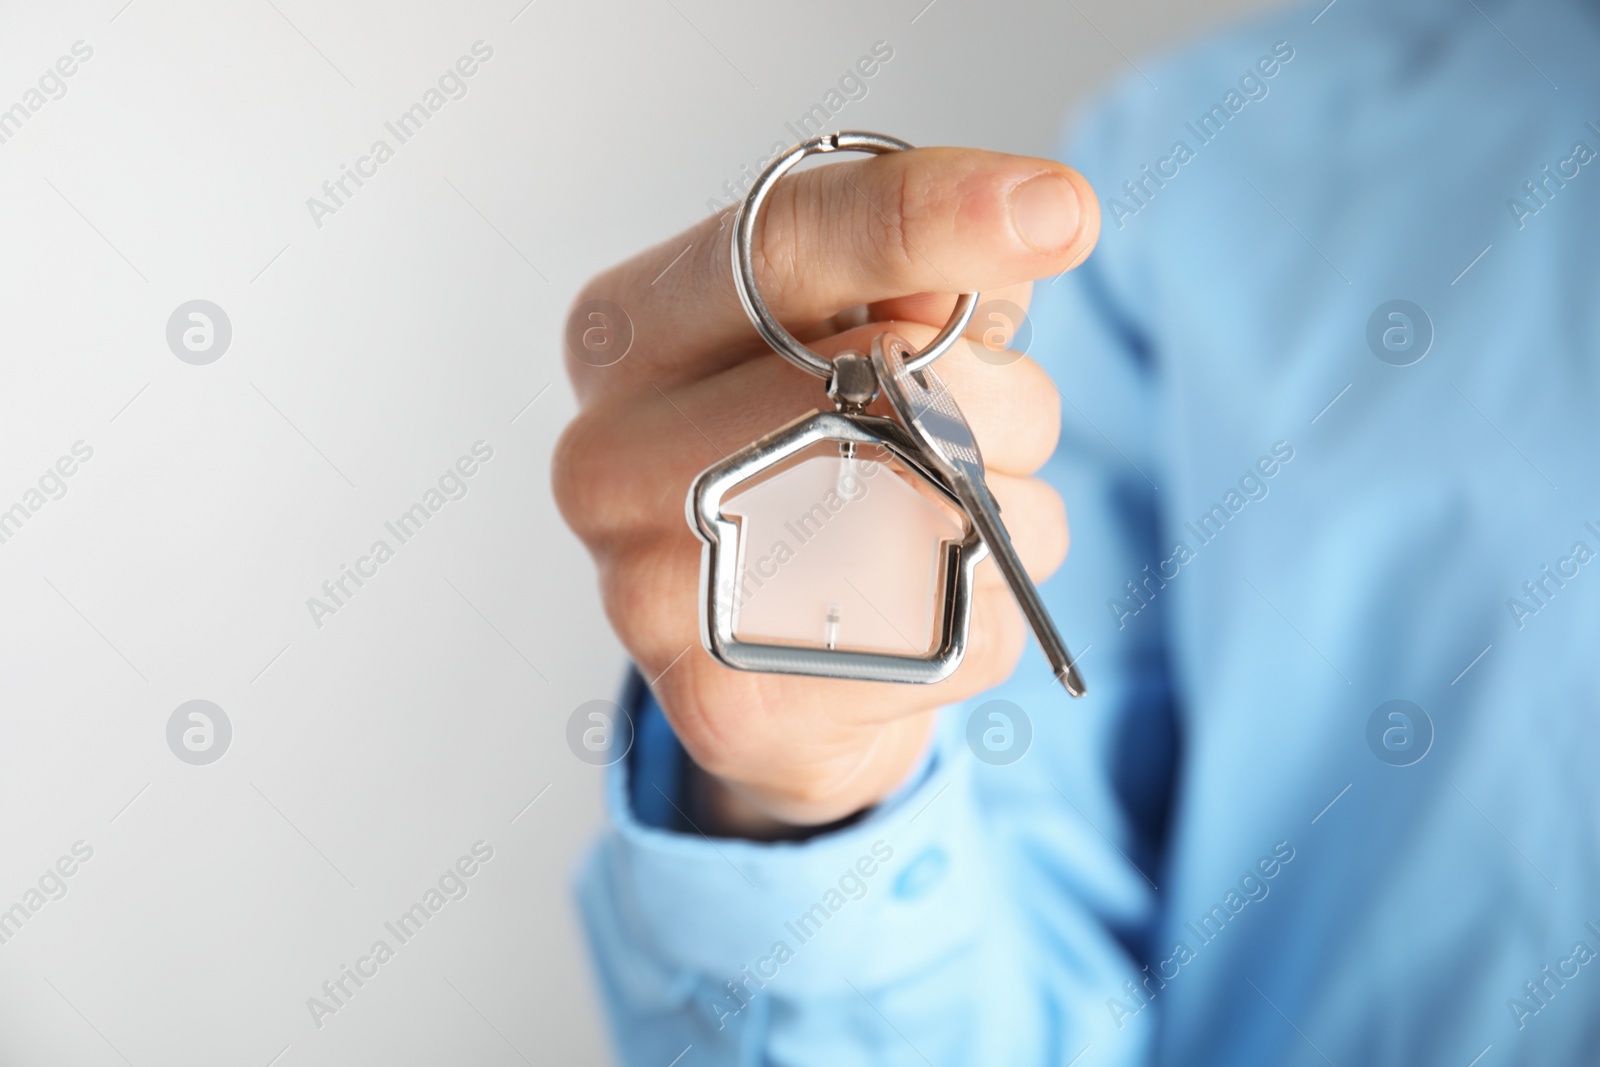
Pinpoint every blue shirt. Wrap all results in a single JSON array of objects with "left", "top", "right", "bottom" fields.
[{"left": 579, "top": 1, "right": 1600, "bottom": 1062}]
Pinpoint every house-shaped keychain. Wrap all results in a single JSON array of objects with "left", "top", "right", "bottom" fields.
[
  {"left": 689, "top": 406, "right": 987, "bottom": 684},
  {"left": 689, "top": 131, "right": 1083, "bottom": 694}
]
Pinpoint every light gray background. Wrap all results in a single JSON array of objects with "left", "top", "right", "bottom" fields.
[{"left": 0, "top": 0, "right": 1274, "bottom": 1062}]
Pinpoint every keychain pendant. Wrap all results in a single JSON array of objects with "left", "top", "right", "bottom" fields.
[{"left": 688, "top": 406, "right": 987, "bottom": 684}]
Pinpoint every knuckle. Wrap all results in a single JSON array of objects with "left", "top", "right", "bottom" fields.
[
  {"left": 1031, "top": 480, "right": 1071, "bottom": 576},
  {"left": 599, "top": 540, "right": 696, "bottom": 653},
  {"left": 751, "top": 156, "right": 950, "bottom": 305},
  {"left": 1013, "top": 359, "right": 1063, "bottom": 464},
  {"left": 882, "top": 162, "right": 920, "bottom": 274},
  {"left": 945, "top": 352, "right": 1061, "bottom": 476},
  {"left": 986, "top": 476, "right": 1069, "bottom": 581},
  {"left": 549, "top": 408, "right": 610, "bottom": 537},
  {"left": 994, "top": 604, "right": 1029, "bottom": 678},
  {"left": 868, "top": 158, "right": 937, "bottom": 281},
  {"left": 966, "top": 590, "right": 1027, "bottom": 690},
  {"left": 1031, "top": 363, "right": 1064, "bottom": 447},
  {"left": 561, "top": 279, "right": 613, "bottom": 372},
  {"left": 686, "top": 736, "right": 760, "bottom": 790},
  {"left": 657, "top": 660, "right": 760, "bottom": 775}
]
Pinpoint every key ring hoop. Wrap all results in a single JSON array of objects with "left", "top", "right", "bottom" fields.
[{"left": 731, "top": 131, "right": 979, "bottom": 380}]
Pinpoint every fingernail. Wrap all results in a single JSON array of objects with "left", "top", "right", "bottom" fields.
[{"left": 1008, "top": 173, "right": 1082, "bottom": 254}]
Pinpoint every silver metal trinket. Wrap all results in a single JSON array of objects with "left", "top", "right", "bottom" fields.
[{"left": 686, "top": 131, "right": 1085, "bottom": 695}]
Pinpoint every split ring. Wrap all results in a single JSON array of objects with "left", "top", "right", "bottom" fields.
[{"left": 731, "top": 131, "right": 979, "bottom": 380}]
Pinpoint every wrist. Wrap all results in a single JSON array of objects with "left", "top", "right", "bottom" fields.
[
  {"left": 684, "top": 758, "right": 865, "bottom": 842},
  {"left": 680, "top": 712, "right": 938, "bottom": 840}
]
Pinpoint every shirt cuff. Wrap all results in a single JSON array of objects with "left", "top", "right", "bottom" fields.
[{"left": 583, "top": 687, "right": 986, "bottom": 997}]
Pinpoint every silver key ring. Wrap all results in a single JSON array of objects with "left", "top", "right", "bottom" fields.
[{"left": 731, "top": 131, "right": 979, "bottom": 381}]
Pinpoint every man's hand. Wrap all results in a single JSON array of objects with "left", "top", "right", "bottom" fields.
[{"left": 552, "top": 147, "right": 1099, "bottom": 837}]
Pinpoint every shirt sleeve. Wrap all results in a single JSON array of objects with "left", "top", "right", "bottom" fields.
[{"left": 575, "top": 84, "right": 1180, "bottom": 1066}]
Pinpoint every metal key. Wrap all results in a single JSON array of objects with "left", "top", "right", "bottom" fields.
[{"left": 871, "top": 331, "right": 1087, "bottom": 697}]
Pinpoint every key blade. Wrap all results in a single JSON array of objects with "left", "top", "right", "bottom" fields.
[
  {"left": 871, "top": 332, "right": 1087, "bottom": 698},
  {"left": 956, "top": 473, "right": 1087, "bottom": 697},
  {"left": 869, "top": 333, "right": 982, "bottom": 481}
]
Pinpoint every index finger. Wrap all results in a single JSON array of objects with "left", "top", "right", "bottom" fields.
[{"left": 567, "top": 147, "right": 1099, "bottom": 399}]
